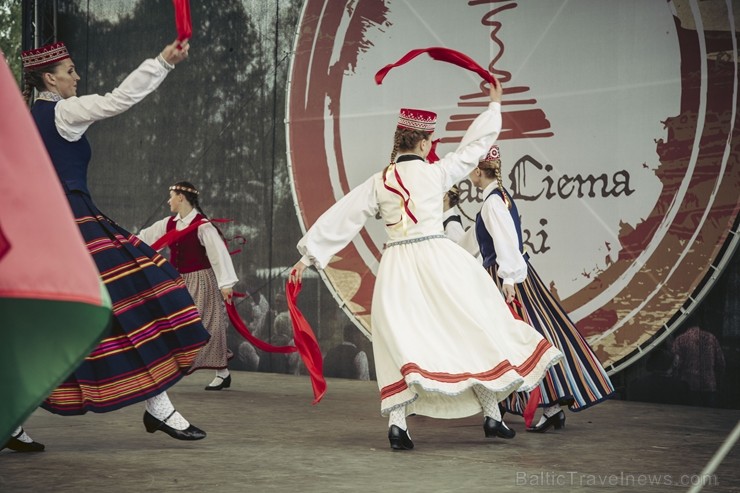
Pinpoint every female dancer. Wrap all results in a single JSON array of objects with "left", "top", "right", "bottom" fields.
[
  {"left": 18, "top": 39, "right": 209, "bottom": 445},
  {"left": 291, "top": 80, "right": 563, "bottom": 450},
  {"left": 139, "top": 182, "right": 238, "bottom": 390},
  {"left": 469, "top": 144, "right": 614, "bottom": 432},
  {"left": 442, "top": 185, "right": 465, "bottom": 242}
]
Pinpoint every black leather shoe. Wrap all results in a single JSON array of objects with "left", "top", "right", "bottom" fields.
[
  {"left": 388, "top": 425, "right": 414, "bottom": 450},
  {"left": 1, "top": 429, "right": 45, "bottom": 452},
  {"left": 143, "top": 410, "right": 206, "bottom": 440},
  {"left": 205, "top": 374, "right": 231, "bottom": 391},
  {"left": 483, "top": 417, "right": 516, "bottom": 439},
  {"left": 526, "top": 410, "right": 566, "bottom": 433}
]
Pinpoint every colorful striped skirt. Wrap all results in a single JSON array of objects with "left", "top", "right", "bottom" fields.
[
  {"left": 41, "top": 193, "right": 210, "bottom": 415},
  {"left": 488, "top": 259, "right": 614, "bottom": 413}
]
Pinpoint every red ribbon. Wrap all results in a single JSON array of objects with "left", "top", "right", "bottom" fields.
[
  {"left": 286, "top": 280, "right": 327, "bottom": 404},
  {"left": 375, "top": 47, "right": 495, "bottom": 85},
  {"left": 382, "top": 165, "right": 418, "bottom": 227},
  {"left": 172, "top": 0, "right": 192, "bottom": 41},
  {"left": 225, "top": 302, "right": 298, "bottom": 354},
  {"left": 149, "top": 217, "right": 235, "bottom": 252},
  {"left": 427, "top": 138, "right": 441, "bottom": 164}
]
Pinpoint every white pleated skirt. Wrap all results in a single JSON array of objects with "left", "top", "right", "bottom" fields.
[{"left": 371, "top": 235, "right": 563, "bottom": 419}]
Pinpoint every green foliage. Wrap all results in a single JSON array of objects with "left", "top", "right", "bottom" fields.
[{"left": 0, "top": 0, "right": 22, "bottom": 85}]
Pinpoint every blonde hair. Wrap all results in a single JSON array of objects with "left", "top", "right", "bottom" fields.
[{"left": 478, "top": 158, "right": 510, "bottom": 209}]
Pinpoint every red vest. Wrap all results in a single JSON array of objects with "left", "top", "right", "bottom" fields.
[{"left": 167, "top": 214, "right": 212, "bottom": 273}]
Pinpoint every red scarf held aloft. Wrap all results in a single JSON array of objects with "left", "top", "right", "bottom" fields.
[
  {"left": 172, "top": 0, "right": 192, "bottom": 41},
  {"left": 375, "top": 47, "right": 496, "bottom": 85},
  {"left": 286, "top": 280, "right": 326, "bottom": 405}
]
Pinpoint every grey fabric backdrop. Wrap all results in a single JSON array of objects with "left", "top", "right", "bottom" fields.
[{"left": 49, "top": 0, "right": 737, "bottom": 406}]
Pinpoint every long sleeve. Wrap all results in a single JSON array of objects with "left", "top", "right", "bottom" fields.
[
  {"left": 481, "top": 195, "right": 527, "bottom": 285},
  {"left": 298, "top": 175, "right": 379, "bottom": 270},
  {"left": 198, "top": 223, "right": 238, "bottom": 289},
  {"left": 438, "top": 102, "right": 502, "bottom": 190},
  {"left": 55, "top": 58, "right": 171, "bottom": 142},
  {"left": 137, "top": 216, "right": 169, "bottom": 248}
]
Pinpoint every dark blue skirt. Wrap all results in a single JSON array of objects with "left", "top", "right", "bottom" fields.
[{"left": 42, "top": 192, "right": 210, "bottom": 415}]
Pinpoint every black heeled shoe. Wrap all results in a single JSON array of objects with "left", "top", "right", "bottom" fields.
[
  {"left": 526, "top": 410, "right": 566, "bottom": 433},
  {"left": 143, "top": 410, "right": 207, "bottom": 440},
  {"left": 1, "top": 429, "right": 45, "bottom": 452},
  {"left": 205, "top": 374, "right": 231, "bottom": 391},
  {"left": 388, "top": 425, "right": 414, "bottom": 450},
  {"left": 483, "top": 417, "right": 516, "bottom": 439}
]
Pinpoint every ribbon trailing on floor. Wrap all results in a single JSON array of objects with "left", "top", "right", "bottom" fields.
[
  {"left": 286, "top": 280, "right": 326, "bottom": 404},
  {"left": 375, "top": 47, "right": 496, "bottom": 85}
]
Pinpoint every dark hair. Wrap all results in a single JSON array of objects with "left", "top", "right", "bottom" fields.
[
  {"left": 22, "top": 63, "right": 62, "bottom": 105},
  {"left": 446, "top": 187, "right": 461, "bottom": 207},
  {"left": 171, "top": 181, "right": 207, "bottom": 217},
  {"left": 645, "top": 348, "right": 675, "bottom": 373}
]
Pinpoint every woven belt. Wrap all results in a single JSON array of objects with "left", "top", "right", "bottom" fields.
[{"left": 384, "top": 233, "right": 447, "bottom": 249}]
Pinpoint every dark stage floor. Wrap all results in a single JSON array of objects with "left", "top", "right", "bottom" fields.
[{"left": 1, "top": 371, "right": 738, "bottom": 492}]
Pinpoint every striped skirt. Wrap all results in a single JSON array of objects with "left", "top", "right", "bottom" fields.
[
  {"left": 182, "top": 268, "right": 233, "bottom": 372},
  {"left": 488, "top": 259, "right": 614, "bottom": 413},
  {"left": 41, "top": 193, "right": 210, "bottom": 415}
]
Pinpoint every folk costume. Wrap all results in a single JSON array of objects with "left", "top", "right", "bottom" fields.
[
  {"left": 139, "top": 200, "right": 238, "bottom": 388},
  {"left": 474, "top": 144, "right": 614, "bottom": 430},
  {"left": 296, "top": 103, "right": 563, "bottom": 445},
  {"left": 23, "top": 42, "right": 208, "bottom": 439}
]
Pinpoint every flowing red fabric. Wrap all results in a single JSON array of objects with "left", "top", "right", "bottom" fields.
[
  {"left": 375, "top": 47, "right": 495, "bottom": 85},
  {"left": 172, "top": 0, "right": 192, "bottom": 41},
  {"left": 508, "top": 298, "right": 543, "bottom": 427},
  {"left": 286, "top": 280, "right": 327, "bottom": 404},
  {"left": 427, "top": 138, "right": 441, "bottom": 164},
  {"left": 148, "top": 217, "right": 233, "bottom": 251},
  {"left": 149, "top": 218, "right": 205, "bottom": 251},
  {"left": 225, "top": 302, "right": 298, "bottom": 354}
]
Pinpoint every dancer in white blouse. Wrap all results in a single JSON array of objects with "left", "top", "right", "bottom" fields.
[
  {"left": 290, "top": 80, "right": 563, "bottom": 450},
  {"left": 139, "top": 181, "right": 239, "bottom": 391},
  {"left": 442, "top": 185, "right": 465, "bottom": 242}
]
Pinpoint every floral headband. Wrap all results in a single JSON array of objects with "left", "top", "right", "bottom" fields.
[{"left": 169, "top": 185, "right": 199, "bottom": 195}]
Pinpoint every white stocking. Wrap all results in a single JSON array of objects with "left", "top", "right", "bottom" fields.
[
  {"left": 388, "top": 406, "right": 408, "bottom": 431},
  {"left": 473, "top": 386, "right": 502, "bottom": 421},
  {"left": 11, "top": 426, "right": 33, "bottom": 444},
  {"left": 145, "top": 392, "right": 190, "bottom": 430}
]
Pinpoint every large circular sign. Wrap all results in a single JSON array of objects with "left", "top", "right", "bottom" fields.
[{"left": 286, "top": 0, "right": 740, "bottom": 372}]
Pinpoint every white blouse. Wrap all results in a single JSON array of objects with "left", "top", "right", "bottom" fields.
[
  {"left": 298, "top": 102, "right": 502, "bottom": 269},
  {"left": 52, "top": 57, "right": 172, "bottom": 142},
  {"left": 442, "top": 208, "right": 465, "bottom": 243},
  {"left": 138, "top": 208, "right": 238, "bottom": 289},
  {"left": 478, "top": 182, "right": 527, "bottom": 286}
]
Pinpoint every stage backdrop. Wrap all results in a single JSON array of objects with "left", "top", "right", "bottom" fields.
[
  {"left": 285, "top": 0, "right": 740, "bottom": 373},
  {"left": 44, "top": 0, "right": 738, "bottom": 385}
]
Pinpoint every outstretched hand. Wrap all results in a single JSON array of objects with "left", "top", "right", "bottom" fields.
[
  {"left": 489, "top": 76, "right": 503, "bottom": 103},
  {"left": 289, "top": 260, "right": 308, "bottom": 284},
  {"left": 161, "top": 38, "right": 190, "bottom": 66}
]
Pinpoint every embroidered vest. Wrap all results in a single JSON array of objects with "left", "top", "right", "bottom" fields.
[{"left": 167, "top": 214, "right": 212, "bottom": 273}]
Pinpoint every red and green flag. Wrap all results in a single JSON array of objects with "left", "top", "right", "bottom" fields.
[{"left": 0, "top": 53, "right": 112, "bottom": 441}]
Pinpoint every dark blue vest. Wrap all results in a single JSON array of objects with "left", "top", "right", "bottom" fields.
[
  {"left": 31, "top": 100, "right": 92, "bottom": 196},
  {"left": 475, "top": 188, "right": 523, "bottom": 269}
]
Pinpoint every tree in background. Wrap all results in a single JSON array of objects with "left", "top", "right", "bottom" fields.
[{"left": 0, "top": 0, "right": 22, "bottom": 85}]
